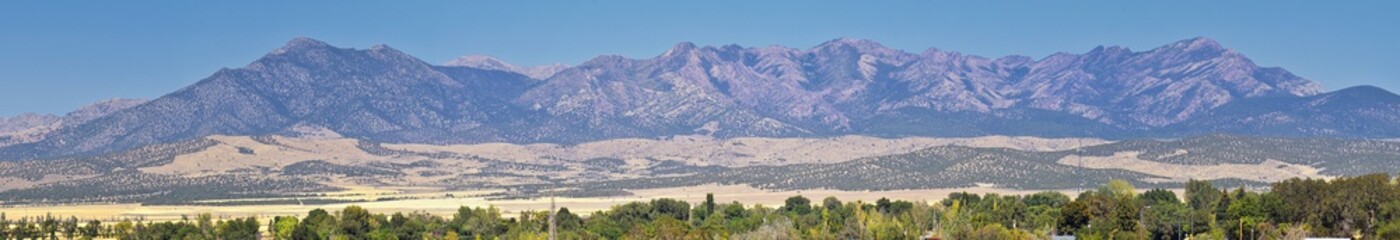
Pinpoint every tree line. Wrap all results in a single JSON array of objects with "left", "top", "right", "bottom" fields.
[{"left": 1, "top": 173, "right": 1398, "bottom": 239}]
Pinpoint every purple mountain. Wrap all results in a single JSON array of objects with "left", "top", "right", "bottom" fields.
[{"left": 3, "top": 37, "right": 1391, "bottom": 160}]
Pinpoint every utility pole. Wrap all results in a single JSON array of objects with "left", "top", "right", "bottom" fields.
[
  {"left": 542, "top": 177, "right": 560, "bottom": 240},
  {"left": 1075, "top": 138, "right": 1084, "bottom": 191},
  {"left": 1139, "top": 205, "right": 1148, "bottom": 240}
]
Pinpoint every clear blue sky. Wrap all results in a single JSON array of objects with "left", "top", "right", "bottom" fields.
[{"left": 1, "top": 1, "right": 1397, "bottom": 116}]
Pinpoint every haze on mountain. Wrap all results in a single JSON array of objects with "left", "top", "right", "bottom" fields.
[
  {"left": 443, "top": 55, "right": 569, "bottom": 80},
  {"left": 2, "top": 36, "right": 1397, "bottom": 161},
  {"left": 0, "top": 98, "right": 147, "bottom": 148}
]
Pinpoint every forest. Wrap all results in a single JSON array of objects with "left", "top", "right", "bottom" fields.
[{"left": 1, "top": 174, "right": 1398, "bottom": 239}]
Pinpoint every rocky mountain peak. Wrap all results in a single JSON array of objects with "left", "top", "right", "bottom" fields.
[
  {"left": 1087, "top": 45, "right": 1133, "bottom": 56},
  {"left": 367, "top": 44, "right": 411, "bottom": 57},
  {"left": 1174, "top": 37, "right": 1225, "bottom": 51},
  {"left": 994, "top": 55, "right": 1036, "bottom": 66},
  {"left": 816, "top": 37, "right": 889, "bottom": 51},
  {"left": 1149, "top": 37, "right": 1231, "bottom": 57},
  {"left": 663, "top": 42, "right": 699, "bottom": 57},
  {"left": 445, "top": 55, "right": 511, "bottom": 69}
]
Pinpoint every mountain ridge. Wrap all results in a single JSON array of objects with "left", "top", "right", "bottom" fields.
[
  {"left": 0, "top": 98, "right": 147, "bottom": 148},
  {"left": 1, "top": 37, "right": 1393, "bottom": 161},
  {"left": 443, "top": 55, "right": 569, "bottom": 80}
]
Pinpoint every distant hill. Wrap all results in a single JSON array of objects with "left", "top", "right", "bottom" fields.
[
  {"left": 1160, "top": 86, "right": 1400, "bottom": 138},
  {"left": 3, "top": 134, "right": 1397, "bottom": 204},
  {"left": 0, "top": 98, "right": 146, "bottom": 148},
  {"left": 549, "top": 135, "right": 1400, "bottom": 197}
]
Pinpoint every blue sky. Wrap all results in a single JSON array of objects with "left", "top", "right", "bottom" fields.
[{"left": 1, "top": 1, "right": 1397, "bottom": 116}]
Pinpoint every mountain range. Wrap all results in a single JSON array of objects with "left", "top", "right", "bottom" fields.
[{"left": 2, "top": 37, "right": 1398, "bottom": 160}]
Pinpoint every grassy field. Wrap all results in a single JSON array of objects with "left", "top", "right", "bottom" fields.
[{"left": 0, "top": 184, "right": 1116, "bottom": 221}]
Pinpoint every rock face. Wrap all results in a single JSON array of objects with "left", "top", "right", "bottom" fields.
[{"left": 0, "top": 37, "right": 1390, "bottom": 160}]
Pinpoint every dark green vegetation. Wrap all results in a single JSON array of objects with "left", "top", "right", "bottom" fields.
[
  {"left": 1078, "top": 135, "right": 1400, "bottom": 176},
  {"left": 282, "top": 160, "right": 405, "bottom": 177},
  {"left": 0, "top": 139, "right": 341, "bottom": 205},
  {"left": 538, "top": 135, "right": 1400, "bottom": 197},
  {"left": 0, "top": 213, "right": 259, "bottom": 240},
  {"left": 0, "top": 139, "right": 217, "bottom": 181},
  {"left": 0, "top": 171, "right": 335, "bottom": 205},
  {"left": 548, "top": 146, "right": 1155, "bottom": 195},
  {"left": 4, "top": 175, "right": 1400, "bottom": 239}
]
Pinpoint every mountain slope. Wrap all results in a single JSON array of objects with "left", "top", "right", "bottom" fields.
[{"left": 1162, "top": 86, "right": 1400, "bottom": 137}]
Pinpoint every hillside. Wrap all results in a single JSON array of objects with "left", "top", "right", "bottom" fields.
[{"left": 3, "top": 134, "right": 1396, "bottom": 204}]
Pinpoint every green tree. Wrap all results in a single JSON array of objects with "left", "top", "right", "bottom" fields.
[
  {"left": 216, "top": 217, "right": 260, "bottom": 240},
  {"left": 82, "top": 220, "right": 101, "bottom": 239},
  {"left": 651, "top": 198, "right": 691, "bottom": 221},
  {"left": 783, "top": 195, "right": 813, "bottom": 215},
  {"left": 1140, "top": 189, "right": 1180, "bottom": 205},
  {"left": 651, "top": 216, "right": 689, "bottom": 240},
  {"left": 1025, "top": 191, "right": 1071, "bottom": 208},
  {"left": 1099, "top": 179, "right": 1138, "bottom": 200},
  {"left": 0, "top": 213, "right": 9, "bottom": 240},
  {"left": 61, "top": 216, "right": 79, "bottom": 240},
  {"left": 1143, "top": 203, "right": 1190, "bottom": 240},
  {"left": 195, "top": 213, "right": 214, "bottom": 238},
  {"left": 1186, "top": 180, "right": 1222, "bottom": 211},
  {"left": 366, "top": 228, "right": 399, "bottom": 240},
  {"left": 275, "top": 216, "right": 300, "bottom": 240},
  {"left": 1379, "top": 221, "right": 1400, "bottom": 240},
  {"left": 1272, "top": 177, "right": 1330, "bottom": 226},
  {"left": 700, "top": 193, "right": 716, "bottom": 220},
  {"left": 113, "top": 219, "right": 134, "bottom": 240},
  {"left": 339, "top": 206, "right": 374, "bottom": 239},
  {"left": 555, "top": 207, "right": 583, "bottom": 231},
  {"left": 1329, "top": 173, "right": 1396, "bottom": 235}
]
